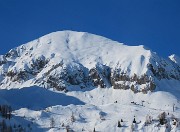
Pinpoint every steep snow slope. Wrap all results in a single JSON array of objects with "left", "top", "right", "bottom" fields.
[
  {"left": 0, "top": 30, "right": 179, "bottom": 94},
  {"left": 2, "top": 30, "right": 151, "bottom": 74}
]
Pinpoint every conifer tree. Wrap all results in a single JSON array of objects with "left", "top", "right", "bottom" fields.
[
  {"left": 118, "top": 120, "right": 121, "bottom": 127},
  {"left": 133, "top": 117, "right": 136, "bottom": 123},
  {"left": 71, "top": 113, "right": 75, "bottom": 122},
  {"left": 93, "top": 127, "right": 96, "bottom": 132},
  {"left": 50, "top": 117, "right": 55, "bottom": 128}
]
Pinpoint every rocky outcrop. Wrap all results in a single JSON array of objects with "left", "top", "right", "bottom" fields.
[
  {"left": 0, "top": 55, "right": 7, "bottom": 66},
  {"left": 2, "top": 59, "right": 179, "bottom": 93},
  {"left": 148, "top": 63, "right": 180, "bottom": 80},
  {"left": 30, "top": 55, "right": 49, "bottom": 75},
  {"left": 2, "top": 55, "right": 180, "bottom": 94},
  {"left": 41, "top": 62, "right": 91, "bottom": 90},
  {"left": 5, "top": 49, "right": 19, "bottom": 58},
  {"left": 6, "top": 70, "right": 29, "bottom": 82},
  {"left": 89, "top": 64, "right": 111, "bottom": 88},
  {"left": 110, "top": 69, "right": 156, "bottom": 93},
  {"left": 4, "top": 55, "right": 49, "bottom": 83}
]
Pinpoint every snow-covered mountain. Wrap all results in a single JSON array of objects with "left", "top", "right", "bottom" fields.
[
  {"left": 0, "top": 31, "right": 180, "bottom": 132},
  {"left": 0, "top": 30, "right": 179, "bottom": 93}
]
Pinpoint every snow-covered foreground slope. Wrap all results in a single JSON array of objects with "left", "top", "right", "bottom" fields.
[
  {"left": 0, "top": 30, "right": 180, "bottom": 131},
  {"left": 0, "top": 86, "right": 180, "bottom": 132}
]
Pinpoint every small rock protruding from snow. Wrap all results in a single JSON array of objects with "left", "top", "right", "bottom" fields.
[{"left": 169, "top": 54, "right": 180, "bottom": 65}]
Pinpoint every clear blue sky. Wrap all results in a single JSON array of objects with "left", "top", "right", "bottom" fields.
[{"left": 0, "top": 0, "right": 180, "bottom": 57}]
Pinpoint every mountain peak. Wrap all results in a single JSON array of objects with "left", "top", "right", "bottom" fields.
[
  {"left": 0, "top": 30, "right": 179, "bottom": 94},
  {"left": 7, "top": 30, "right": 151, "bottom": 74}
]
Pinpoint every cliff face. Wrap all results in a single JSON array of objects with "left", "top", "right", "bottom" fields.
[{"left": 0, "top": 31, "right": 179, "bottom": 93}]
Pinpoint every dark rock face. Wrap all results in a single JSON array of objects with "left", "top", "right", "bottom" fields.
[
  {"left": 6, "top": 70, "right": 29, "bottom": 82},
  {"left": 0, "top": 55, "right": 7, "bottom": 66},
  {"left": 30, "top": 55, "right": 49, "bottom": 74},
  {"left": 110, "top": 69, "right": 156, "bottom": 93},
  {"left": 0, "top": 60, "right": 163, "bottom": 93},
  {"left": 87, "top": 64, "right": 157, "bottom": 93},
  {"left": 0, "top": 60, "right": 6, "bottom": 66},
  {"left": 5, "top": 49, "right": 19, "bottom": 58},
  {"left": 46, "top": 75, "right": 66, "bottom": 91},
  {"left": 89, "top": 64, "right": 111, "bottom": 88},
  {"left": 5, "top": 55, "right": 49, "bottom": 83},
  {"left": 148, "top": 63, "right": 180, "bottom": 80},
  {"left": 42, "top": 62, "right": 91, "bottom": 91},
  {"left": 148, "top": 64, "right": 167, "bottom": 80}
]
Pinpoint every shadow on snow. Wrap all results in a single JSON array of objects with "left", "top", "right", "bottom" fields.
[{"left": 0, "top": 86, "right": 85, "bottom": 110}]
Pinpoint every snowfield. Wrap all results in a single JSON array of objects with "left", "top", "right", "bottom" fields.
[
  {"left": 0, "top": 86, "right": 180, "bottom": 132},
  {"left": 0, "top": 30, "right": 179, "bottom": 131}
]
